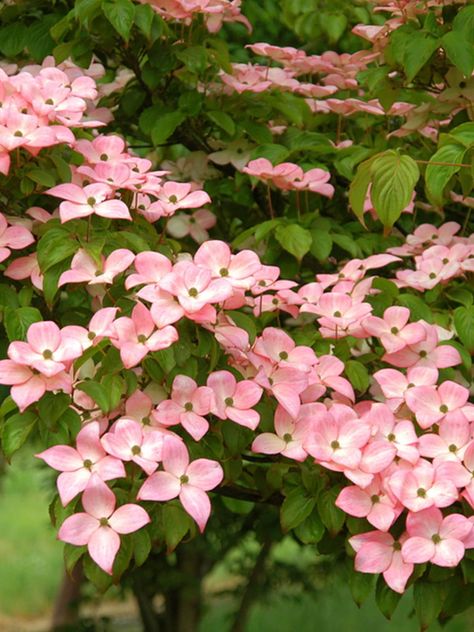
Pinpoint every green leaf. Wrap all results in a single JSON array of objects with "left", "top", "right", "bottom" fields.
[
  {"left": 349, "top": 157, "right": 373, "bottom": 226},
  {"left": 134, "top": 3, "right": 155, "bottom": 38},
  {"left": 398, "top": 294, "right": 433, "bottom": 322},
  {"left": 132, "top": 529, "right": 151, "bottom": 566},
  {"left": 280, "top": 488, "right": 316, "bottom": 532},
  {"left": 26, "top": 168, "right": 57, "bottom": 188},
  {"left": 449, "top": 122, "right": 474, "bottom": 148},
  {"left": 275, "top": 224, "right": 312, "bottom": 261},
  {"left": 207, "top": 111, "right": 235, "bottom": 136},
  {"left": 454, "top": 306, "right": 474, "bottom": 353},
  {"left": 226, "top": 311, "right": 257, "bottom": 344},
  {"left": 83, "top": 555, "right": 113, "bottom": 592},
  {"left": 76, "top": 381, "right": 110, "bottom": 414},
  {"left": 345, "top": 360, "right": 370, "bottom": 393},
  {"left": 251, "top": 144, "right": 290, "bottom": 164},
  {"left": 310, "top": 229, "right": 332, "bottom": 261},
  {"left": 176, "top": 46, "right": 207, "bottom": 73},
  {"left": 403, "top": 33, "right": 439, "bottom": 82},
  {"left": 0, "top": 23, "right": 28, "bottom": 57},
  {"left": 349, "top": 567, "right": 376, "bottom": 607},
  {"left": 425, "top": 143, "right": 466, "bottom": 205},
  {"left": 151, "top": 111, "right": 186, "bottom": 146},
  {"left": 102, "top": 0, "right": 136, "bottom": 41},
  {"left": 38, "top": 392, "right": 71, "bottom": 427},
  {"left": 27, "top": 18, "right": 56, "bottom": 62},
  {"left": 37, "top": 228, "right": 78, "bottom": 273},
  {"left": 2, "top": 412, "right": 38, "bottom": 459},
  {"left": 64, "top": 543, "right": 86, "bottom": 576},
  {"left": 375, "top": 577, "right": 402, "bottom": 620},
  {"left": 413, "top": 582, "right": 445, "bottom": 630},
  {"left": 452, "top": 5, "right": 474, "bottom": 42},
  {"left": 162, "top": 503, "right": 192, "bottom": 552},
  {"left": 293, "top": 509, "right": 325, "bottom": 544},
  {"left": 370, "top": 151, "right": 420, "bottom": 229},
  {"left": 3, "top": 307, "right": 43, "bottom": 341},
  {"left": 318, "top": 487, "right": 345, "bottom": 535},
  {"left": 442, "top": 31, "right": 474, "bottom": 77}
]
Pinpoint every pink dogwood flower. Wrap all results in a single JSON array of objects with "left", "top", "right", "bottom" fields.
[
  {"left": 62, "top": 307, "right": 118, "bottom": 351},
  {"left": 8, "top": 321, "right": 82, "bottom": 377},
  {"left": 336, "top": 477, "right": 401, "bottom": 531},
  {"left": 58, "top": 249, "right": 134, "bottom": 286},
  {"left": 194, "top": 240, "right": 262, "bottom": 290},
  {"left": 252, "top": 403, "right": 322, "bottom": 462},
  {"left": 362, "top": 306, "right": 426, "bottom": 353},
  {"left": 349, "top": 531, "right": 413, "bottom": 593},
  {"left": 0, "top": 359, "right": 72, "bottom": 411},
  {"left": 112, "top": 302, "right": 178, "bottom": 369},
  {"left": 47, "top": 183, "right": 131, "bottom": 222},
  {"left": 101, "top": 418, "right": 165, "bottom": 475},
  {"left": 153, "top": 375, "right": 215, "bottom": 441},
  {"left": 151, "top": 182, "right": 211, "bottom": 216},
  {"left": 207, "top": 370, "right": 262, "bottom": 429},
  {"left": 0, "top": 213, "right": 34, "bottom": 263},
  {"left": 58, "top": 475, "right": 150, "bottom": 574},
  {"left": 373, "top": 366, "right": 438, "bottom": 411},
  {"left": 405, "top": 381, "right": 470, "bottom": 429},
  {"left": 166, "top": 209, "right": 216, "bottom": 243},
  {"left": 402, "top": 507, "right": 472, "bottom": 567},
  {"left": 36, "top": 421, "right": 125, "bottom": 505},
  {"left": 138, "top": 436, "right": 223, "bottom": 532}
]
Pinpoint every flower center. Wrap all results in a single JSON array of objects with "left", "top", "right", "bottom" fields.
[
  {"left": 100, "top": 153, "right": 108, "bottom": 161},
  {"left": 188, "top": 287, "right": 198, "bottom": 297},
  {"left": 87, "top": 196, "right": 96, "bottom": 206},
  {"left": 272, "top": 298, "right": 279, "bottom": 305},
  {"left": 99, "top": 517, "right": 109, "bottom": 527},
  {"left": 137, "top": 334, "right": 147, "bottom": 343},
  {"left": 429, "top": 272, "right": 436, "bottom": 279},
  {"left": 14, "top": 130, "right": 23, "bottom": 137},
  {"left": 42, "top": 349, "right": 53, "bottom": 359},
  {"left": 180, "top": 474, "right": 189, "bottom": 484},
  {"left": 448, "top": 443, "right": 457, "bottom": 453},
  {"left": 219, "top": 267, "right": 229, "bottom": 277},
  {"left": 224, "top": 397, "right": 234, "bottom": 406},
  {"left": 88, "top": 331, "right": 96, "bottom": 340},
  {"left": 419, "top": 350, "right": 427, "bottom": 358},
  {"left": 416, "top": 487, "right": 426, "bottom": 498},
  {"left": 432, "top": 533, "right": 441, "bottom": 544},
  {"left": 387, "top": 433, "right": 396, "bottom": 442},
  {"left": 169, "top": 195, "right": 178, "bottom": 203},
  {"left": 439, "top": 404, "right": 448, "bottom": 414},
  {"left": 83, "top": 459, "right": 93, "bottom": 470},
  {"left": 279, "top": 351, "right": 288, "bottom": 360},
  {"left": 131, "top": 445, "right": 141, "bottom": 455},
  {"left": 141, "top": 416, "right": 151, "bottom": 426},
  {"left": 442, "top": 258, "right": 449, "bottom": 264},
  {"left": 45, "top": 98, "right": 54, "bottom": 105},
  {"left": 283, "top": 433, "right": 292, "bottom": 443},
  {"left": 184, "top": 402, "right": 193, "bottom": 412},
  {"left": 333, "top": 310, "right": 342, "bottom": 317},
  {"left": 407, "top": 382, "right": 415, "bottom": 388},
  {"left": 390, "top": 327, "right": 399, "bottom": 334},
  {"left": 330, "top": 440, "right": 340, "bottom": 450},
  {"left": 370, "top": 494, "right": 380, "bottom": 504},
  {"left": 393, "top": 541, "right": 401, "bottom": 551}
]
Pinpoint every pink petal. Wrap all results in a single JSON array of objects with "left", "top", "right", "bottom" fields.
[
  {"left": 137, "top": 471, "right": 181, "bottom": 501},
  {"left": 251, "top": 433, "right": 286, "bottom": 454},
  {"left": 88, "top": 526, "right": 120, "bottom": 574},
  {"left": 402, "top": 537, "right": 435, "bottom": 563},
  {"left": 36, "top": 445, "right": 83, "bottom": 471},
  {"left": 179, "top": 485, "right": 211, "bottom": 532},
  {"left": 82, "top": 475, "right": 116, "bottom": 519},
  {"left": 431, "top": 539, "right": 465, "bottom": 567},
  {"left": 58, "top": 513, "right": 99, "bottom": 545},
  {"left": 95, "top": 200, "right": 131, "bottom": 220},
  {"left": 186, "top": 459, "right": 223, "bottom": 491},
  {"left": 109, "top": 504, "right": 150, "bottom": 534}
]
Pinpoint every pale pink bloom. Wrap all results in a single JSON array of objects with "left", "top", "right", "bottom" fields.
[
  {"left": 402, "top": 507, "right": 472, "bottom": 567},
  {"left": 166, "top": 209, "right": 216, "bottom": 243},
  {"left": 207, "top": 370, "right": 262, "bottom": 429},
  {"left": 101, "top": 418, "right": 165, "bottom": 475},
  {"left": 151, "top": 182, "right": 211, "bottom": 216},
  {"left": 74, "top": 135, "right": 128, "bottom": 165},
  {"left": 0, "top": 213, "right": 34, "bottom": 263},
  {"left": 194, "top": 240, "right": 262, "bottom": 290},
  {"left": 305, "top": 404, "right": 371, "bottom": 469},
  {"left": 418, "top": 418, "right": 471, "bottom": 464},
  {"left": 58, "top": 475, "right": 150, "bottom": 574},
  {"left": 397, "top": 257, "right": 460, "bottom": 291},
  {"left": 405, "top": 223, "right": 460, "bottom": 250},
  {"left": 373, "top": 365, "right": 438, "bottom": 411},
  {"left": 382, "top": 322, "right": 461, "bottom": 369},
  {"left": 160, "top": 260, "right": 233, "bottom": 319},
  {"left": 251, "top": 403, "right": 321, "bottom": 461},
  {"left": 349, "top": 531, "right": 413, "bottom": 593},
  {"left": 250, "top": 327, "right": 317, "bottom": 373},
  {"left": 336, "top": 477, "right": 401, "bottom": 531},
  {"left": 112, "top": 302, "right": 178, "bottom": 369},
  {"left": 301, "top": 355, "right": 355, "bottom": 403},
  {"left": 4, "top": 253, "right": 43, "bottom": 290},
  {"left": 58, "top": 249, "right": 134, "bottom": 286},
  {"left": 124, "top": 391, "right": 154, "bottom": 425},
  {"left": 254, "top": 365, "right": 308, "bottom": 419},
  {"left": 460, "top": 443, "right": 474, "bottom": 508},
  {"left": 208, "top": 140, "right": 253, "bottom": 170},
  {"left": 365, "top": 403, "right": 419, "bottom": 464},
  {"left": 220, "top": 64, "right": 272, "bottom": 94},
  {"left": 303, "top": 292, "right": 372, "bottom": 338},
  {"left": 251, "top": 264, "right": 296, "bottom": 295},
  {"left": 125, "top": 251, "right": 173, "bottom": 299},
  {"left": 36, "top": 421, "right": 125, "bottom": 505},
  {"left": 292, "top": 168, "right": 334, "bottom": 198},
  {"left": 138, "top": 436, "right": 223, "bottom": 532},
  {"left": 388, "top": 459, "right": 459, "bottom": 511},
  {"left": 0, "top": 107, "right": 68, "bottom": 151},
  {"left": 405, "top": 381, "right": 470, "bottom": 429},
  {"left": 62, "top": 307, "right": 118, "bottom": 350},
  {"left": 0, "top": 359, "right": 71, "bottom": 411},
  {"left": 47, "top": 183, "right": 131, "bottom": 222},
  {"left": 153, "top": 375, "right": 214, "bottom": 441},
  {"left": 362, "top": 306, "right": 426, "bottom": 353},
  {"left": 8, "top": 321, "right": 82, "bottom": 377}
]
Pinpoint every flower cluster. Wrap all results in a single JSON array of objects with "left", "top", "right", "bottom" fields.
[{"left": 242, "top": 159, "right": 334, "bottom": 197}]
